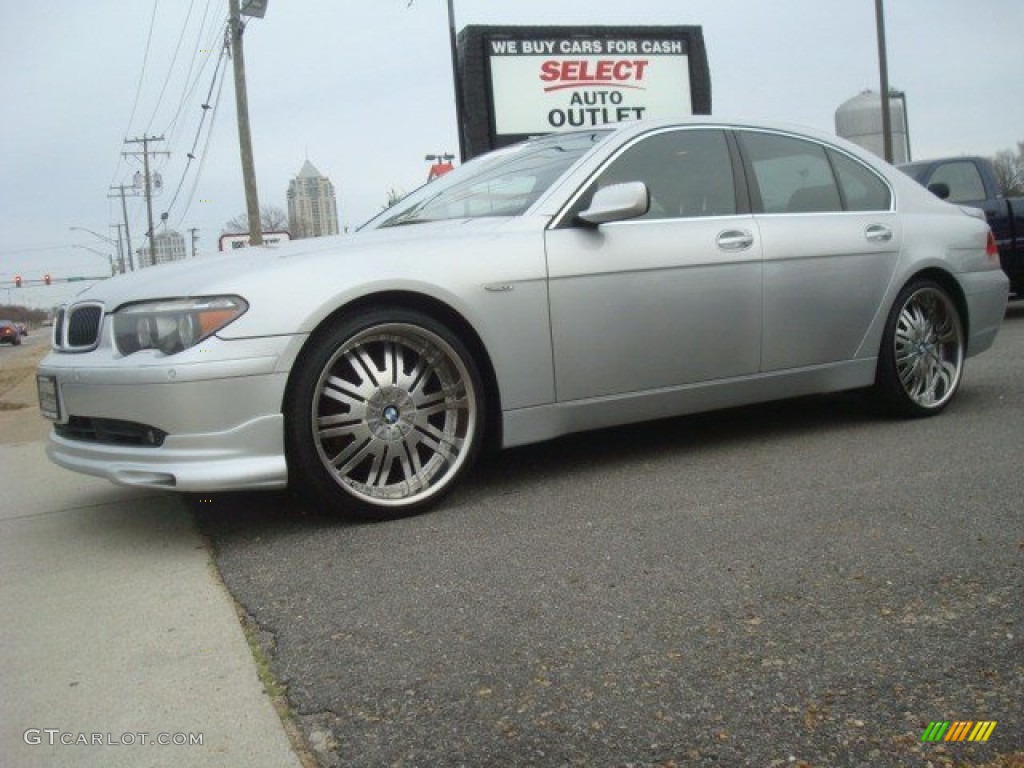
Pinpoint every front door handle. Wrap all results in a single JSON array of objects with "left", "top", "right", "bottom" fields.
[
  {"left": 717, "top": 229, "right": 754, "bottom": 251},
  {"left": 865, "top": 224, "right": 893, "bottom": 243}
]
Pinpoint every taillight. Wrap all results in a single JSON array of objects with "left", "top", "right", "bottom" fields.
[{"left": 986, "top": 230, "right": 999, "bottom": 262}]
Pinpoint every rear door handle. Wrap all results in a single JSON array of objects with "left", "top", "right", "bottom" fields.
[
  {"left": 716, "top": 229, "right": 754, "bottom": 251},
  {"left": 865, "top": 224, "right": 893, "bottom": 243}
]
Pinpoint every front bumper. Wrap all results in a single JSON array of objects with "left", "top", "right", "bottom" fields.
[{"left": 37, "top": 333, "right": 303, "bottom": 492}]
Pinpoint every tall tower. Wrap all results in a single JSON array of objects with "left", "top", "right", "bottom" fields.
[
  {"left": 287, "top": 160, "right": 340, "bottom": 239},
  {"left": 835, "top": 90, "right": 911, "bottom": 165}
]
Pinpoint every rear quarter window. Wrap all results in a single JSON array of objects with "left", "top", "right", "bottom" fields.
[{"left": 828, "top": 150, "right": 892, "bottom": 211}]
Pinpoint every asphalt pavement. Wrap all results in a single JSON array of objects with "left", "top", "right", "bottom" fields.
[
  {"left": 195, "top": 304, "right": 1024, "bottom": 768},
  {"left": 0, "top": 337, "right": 304, "bottom": 767}
]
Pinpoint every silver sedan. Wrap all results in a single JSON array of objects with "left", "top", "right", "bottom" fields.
[{"left": 37, "top": 119, "right": 1009, "bottom": 519}]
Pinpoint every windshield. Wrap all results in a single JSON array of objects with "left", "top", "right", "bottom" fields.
[{"left": 364, "top": 130, "right": 611, "bottom": 229}]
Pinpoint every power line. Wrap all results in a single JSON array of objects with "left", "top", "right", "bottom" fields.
[
  {"left": 164, "top": 1, "right": 223, "bottom": 147},
  {"left": 177, "top": 57, "right": 229, "bottom": 226},
  {"left": 145, "top": 0, "right": 199, "bottom": 134},
  {"left": 109, "top": 0, "right": 162, "bottom": 189},
  {"left": 166, "top": 35, "right": 230, "bottom": 223}
]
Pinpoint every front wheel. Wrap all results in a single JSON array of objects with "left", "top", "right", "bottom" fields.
[
  {"left": 874, "top": 280, "right": 965, "bottom": 417},
  {"left": 285, "top": 308, "right": 485, "bottom": 520}
]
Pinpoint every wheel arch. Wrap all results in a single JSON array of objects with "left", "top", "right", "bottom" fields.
[
  {"left": 282, "top": 290, "right": 503, "bottom": 451},
  {"left": 898, "top": 267, "right": 970, "bottom": 343}
]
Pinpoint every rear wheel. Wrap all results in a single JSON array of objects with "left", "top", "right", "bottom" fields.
[
  {"left": 285, "top": 308, "right": 485, "bottom": 520},
  {"left": 874, "top": 280, "right": 964, "bottom": 417}
]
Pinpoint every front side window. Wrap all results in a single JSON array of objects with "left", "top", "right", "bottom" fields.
[
  {"left": 576, "top": 128, "right": 737, "bottom": 222},
  {"left": 741, "top": 132, "right": 842, "bottom": 214}
]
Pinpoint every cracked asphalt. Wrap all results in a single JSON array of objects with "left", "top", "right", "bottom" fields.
[{"left": 195, "top": 304, "right": 1023, "bottom": 767}]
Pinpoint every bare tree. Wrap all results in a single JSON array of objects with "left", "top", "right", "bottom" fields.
[
  {"left": 991, "top": 141, "right": 1024, "bottom": 197},
  {"left": 223, "top": 205, "right": 290, "bottom": 233},
  {"left": 383, "top": 188, "right": 407, "bottom": 210}
]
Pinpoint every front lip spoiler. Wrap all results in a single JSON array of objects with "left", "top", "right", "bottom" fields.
[{"left": 44, "top": 414, "right": 289, "bottom": 493}]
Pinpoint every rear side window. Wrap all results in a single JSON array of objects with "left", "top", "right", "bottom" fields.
[
  {"left": 828, "top": 150, "right": 892, "bottom": 211},
  {"left": 740, "top": 132, "right": 841, "bottom": 214},
  {"left": 928, "top": 161, "right": 986, "bottom": 203}
]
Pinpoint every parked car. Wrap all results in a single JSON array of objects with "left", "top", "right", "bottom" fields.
[
  {"left": 899, "top": 155, "right": 1024, "bottom": 297},
  {"left": 37, "top": 118, "right": 1009, "bottom": 520},
  {"left": 1, "top": 320, "right": 22, "bottom": 345}
]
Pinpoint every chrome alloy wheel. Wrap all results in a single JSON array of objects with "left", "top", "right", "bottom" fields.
[
  {"left": 893, "top": 286, "right": 964, "bottom": 410},
  {"left": 310, "top": 323, "right": 478, "bottom": 507}
]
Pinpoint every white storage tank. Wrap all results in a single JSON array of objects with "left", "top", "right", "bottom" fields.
[{"left": 835, "top": 90, "right": 911, "bottom": 164}]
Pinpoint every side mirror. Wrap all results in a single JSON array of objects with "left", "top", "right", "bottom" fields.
[
  {"left": 578, "top": 182, "right": 649, "bottom": 225},
  {"left": 927, "top": 182, "right": 951, "bottom": 200}
]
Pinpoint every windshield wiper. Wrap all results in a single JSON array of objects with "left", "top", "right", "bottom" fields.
[{"left": 383, "top": 218, "right": 431, "bottom": 227}]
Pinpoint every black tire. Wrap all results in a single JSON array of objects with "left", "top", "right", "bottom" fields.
[
  {"left": 284, "top": 307, "right": 486, "bottom": 520},
  {"left": 874, "top": 279, "right": 965, "bottom": 417}
]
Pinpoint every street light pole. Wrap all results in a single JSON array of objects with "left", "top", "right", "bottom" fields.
[
  {"left": 69, "top": 226, "right": 116, "bottom": 246},
  {"left": 71, "top": 245, "right": 116, "bottom": 277},
  {"left": 229, "top": 0, "right": 263, "bottom": 246},
  {"left": 69, "top": 228, "right": 119, "bottom": 275}
]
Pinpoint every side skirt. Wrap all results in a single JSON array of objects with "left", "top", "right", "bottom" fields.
[{"left": 501, "top": 358, "right": 878, "bottom": 449}]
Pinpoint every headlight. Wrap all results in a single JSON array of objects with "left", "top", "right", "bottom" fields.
[{"left": 113, "top": 296, "right": 248, "bottom": 356}]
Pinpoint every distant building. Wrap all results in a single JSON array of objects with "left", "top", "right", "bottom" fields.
[
  {"left": 287, "top": 160, "right": 340, "bottom": 239},
  {"left": 137, "top": 230, "right": 187, "bottom": 269}
]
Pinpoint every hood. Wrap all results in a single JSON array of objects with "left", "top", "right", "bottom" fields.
[{"left": 73, "top": 218, "right": 513, "bottom": 310}]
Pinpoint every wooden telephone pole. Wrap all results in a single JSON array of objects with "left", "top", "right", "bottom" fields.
[
  {"left": 229, "top": 0, "right": 263, "bottom": 246},
  {"left": 123, "top": 135, "right": 168, "bottom": 265}
]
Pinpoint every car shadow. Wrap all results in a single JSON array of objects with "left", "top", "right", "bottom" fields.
[
  {"left": 190, "top": 388, "right": 883, "bottom": 541},
  {"left": 1004, "top": 298, "right": 1024, "bottom": 320}
]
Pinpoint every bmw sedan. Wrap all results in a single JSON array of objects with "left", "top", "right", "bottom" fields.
[{"left": 37, "top": 119, "right": 1009, "bottom": 520}]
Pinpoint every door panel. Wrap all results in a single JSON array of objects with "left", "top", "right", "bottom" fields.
[
  {"left": 758, "top": 213, "right": 901, "bottom": 370},
  {"left": 546, "top": 217, "right": 762, "bottom": 402},
  {"left": 735, "top": 129, "right": 902, "bottom": 371}
]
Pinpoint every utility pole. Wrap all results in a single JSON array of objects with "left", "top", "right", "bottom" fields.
[
  {"left": 229, "top": 0, "right": 263, "bottom": 246},
  {"left": 123, "top": 135, "right": 168, "bottom": 264},
  {"left": 874, "top": 0, "right": 894, "bottom": 163},
  {"left": 111, "top": 224, "right": 125, "bottom": 274},
  {"left": 446, "top": 0, "right": 467, "bottom": 163},
  {"left": 108, "top": 184, "right": 138, "bottom": 272}
]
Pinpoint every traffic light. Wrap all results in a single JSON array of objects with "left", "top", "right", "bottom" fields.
[
  {"left": 44, "top": 273, "right": 51, "bottom": 286},
  {"left": 14, "top": 275, "right": 21, "bottom": 288}
]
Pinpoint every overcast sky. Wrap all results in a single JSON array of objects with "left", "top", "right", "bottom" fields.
[{"left": 1, "top": 0, "right": 1022, "bottom": 308}]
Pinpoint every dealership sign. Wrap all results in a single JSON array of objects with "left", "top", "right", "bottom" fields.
[
  {"left": 457, "top": 26, "right": 710, "bottom": 159},
  {"left": 489, "top": 38, "right": 691, "bottom": 135}
]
